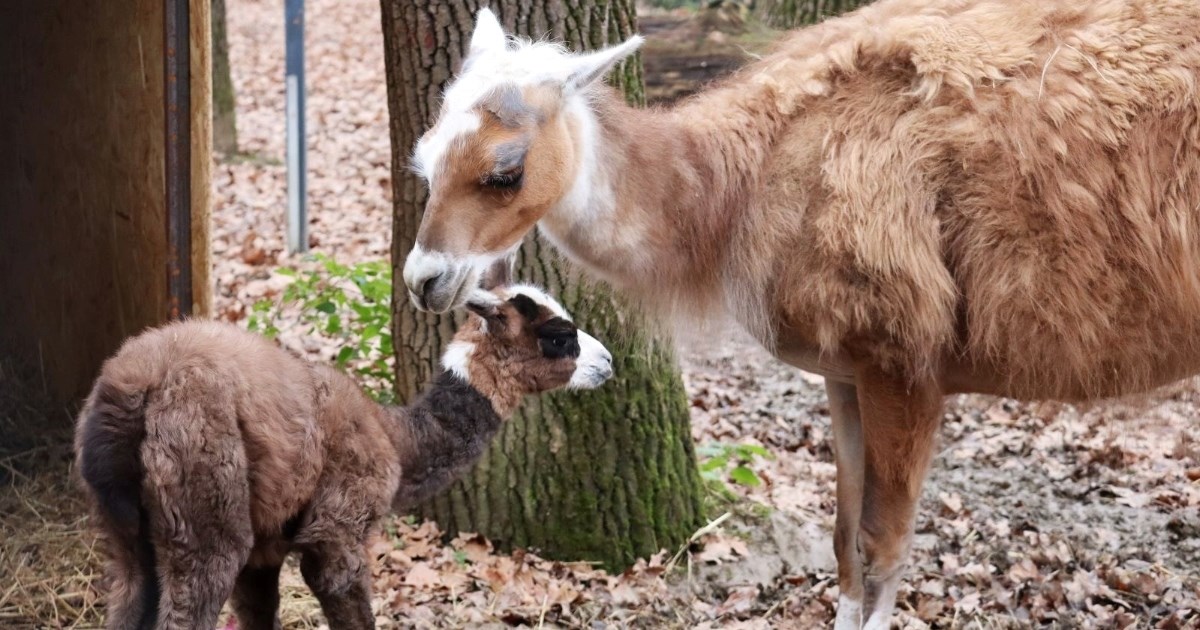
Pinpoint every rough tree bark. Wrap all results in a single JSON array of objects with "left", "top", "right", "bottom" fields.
[
  {"left": 380, "top": 0, "right": 704, "bottom": 569},
  {"left": 212, "top": 0, "right": 237, "bottom": 154},
  {"left": 756, "top": 0, "right": 873, "bottom": 28}
]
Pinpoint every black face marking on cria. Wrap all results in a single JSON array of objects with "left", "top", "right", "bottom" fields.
[{"left": 536, "top": 317, "right": 580, "bottom": 359}]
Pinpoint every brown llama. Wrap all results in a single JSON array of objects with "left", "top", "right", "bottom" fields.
[
  {"left": 75, "top": 284, "right": 612, "bottom": 630},
  {"left": 400, "top": 2, "right": 1200, "bottom": 627}
]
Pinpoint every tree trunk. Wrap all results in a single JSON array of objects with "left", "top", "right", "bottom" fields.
[
  {"left": 211, "top": 0, "right": 236, "bottom": 154},
  {"left": 756, "top": 0, "right": 873, "bottom": 28},
  {"left": 381, "top": 0, "right": 703, "bottom": 570}
]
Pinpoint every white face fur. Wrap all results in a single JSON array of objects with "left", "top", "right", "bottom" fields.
[
  {"left": 410, "top": 9, "right": 642, "bottom": 186},
  {"left": 402, "top": 9, "right": 643, "bottom": 314},
  {"left": 440, "top": 285, "right": 614, "bottom": 391}
]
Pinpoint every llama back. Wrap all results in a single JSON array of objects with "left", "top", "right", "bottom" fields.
[{"left": 727, "top": 0, "right": 1200, "bottom": 394}]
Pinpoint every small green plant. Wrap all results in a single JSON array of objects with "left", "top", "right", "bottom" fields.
[
  {"left": 696, "top": 442, "right": 773, "bottom": 497},
  {"left": 247, "top": 254, "right": 395, "bottom": 403}
]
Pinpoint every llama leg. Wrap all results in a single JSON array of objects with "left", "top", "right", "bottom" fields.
[
  {"left": 855, "top": 367, "right": 942, "bottom": 630},
  {"left": 230, "top": 563, "right": 284, "bottom": 630},
  {"left": 827, "top": 379, "right": 866, "bottom": 630},
  {"left": 300, "top": 542, "right": 374, "bottom": 629}
]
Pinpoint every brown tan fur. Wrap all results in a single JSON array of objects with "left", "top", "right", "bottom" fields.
[
  {"left": 666, "top": 0, "right": 1200, "bottom": 399},
  {"left": 408, "top": 1, "right": 1200, "bottom": 624},
  {"left": 416, "top": 85, "right": 575, "bottom": 256},
  {"left": 75, "top": 287, "right": 608, "bottom": 630}
]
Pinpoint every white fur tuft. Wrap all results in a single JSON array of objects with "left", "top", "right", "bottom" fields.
[
  {"left": 502, "top": 284, "right": 571, "bottom": 320},
  {"left": 412, "top": 17, "right": 642, "bottom": 187},
  {"left": 411, "top": 110, "right": 480, "bottom": 184},
  {"left": 469, "top": 8, "right": 507, "bottom": 58},
  {"left": 564, "top": 36, "right": 644, "bottom": 95},
  {"left": 567, "top": 330, "right": 613, "bottom": 389},
  {"left": 441, "top": 340, "right": 476, "bottom": 383}
]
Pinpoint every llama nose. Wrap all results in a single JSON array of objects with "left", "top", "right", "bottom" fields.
[
  {"left": 419, "top": 274, "right": 440, "bottom": 305},
  {"left": 403, "top": 246, "right": 458, "bottom": 312}
]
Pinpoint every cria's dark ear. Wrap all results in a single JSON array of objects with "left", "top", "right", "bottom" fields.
[
  {"left": 507, "top": 294, "right": 541, "bottom": 322},
  {"left": 536, "top": 317, "right": 577, "bottom": 339},
  {"left": 480, "top": 256, "right": 513, "bottom": 291},
  {"left": 465, "top": 290, "right": 502, "bottom": 321}
]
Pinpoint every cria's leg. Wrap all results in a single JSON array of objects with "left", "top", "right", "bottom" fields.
[
  {"left": 300, "top": 542, "right": 374, "bottom": 629},
  {"left": 149, "top": 499, "right": 251, "bottom": 629},
  {"left": 854, "top": 367, "right": 942, "bottom": 630},
  {"left": 231, "top": 563, "right": 284, "bottom": 630},
  {"left": 95, "top": 534, "right": 155, "bottom": 630},
  {"left": 140, "top": 392, "right": 252, "bottom": 629},
  {"left": 149, "top": 484, "right": 251, "bottom": 629},
  {"left": 827, "top": 379, "right": 865, "bottom": 630},
  {"left": 99, "top": 562, "right": 143, "bottom": 630}
]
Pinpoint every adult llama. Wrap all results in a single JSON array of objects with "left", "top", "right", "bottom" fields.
[{"left": 402, "top": 0, "right": 1200, "bottom": 626}]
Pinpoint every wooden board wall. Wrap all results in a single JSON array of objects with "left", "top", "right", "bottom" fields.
[
  {"left": 192, "top": 0, "right": 214, "bottom": 320},
  {"left": 0, "top": 0, "right": 211, "bottom": 410}
]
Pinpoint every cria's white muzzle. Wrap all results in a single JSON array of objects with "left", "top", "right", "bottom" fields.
[{"left": 568, "top": 331, "right": 614, "bottom": 389}]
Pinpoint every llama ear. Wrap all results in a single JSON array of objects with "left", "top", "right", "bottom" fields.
[
  {"left": 469, "top": 8, "right": 507, "bottom": 59},
  {"left": 479, "top": 256, "right": 514, "bottom": 291},
  {"left": 563, "top": 36, "right": 644, "bottom": 95}
]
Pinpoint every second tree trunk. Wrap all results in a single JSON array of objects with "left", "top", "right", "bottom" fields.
[{"left": 380, "top": 0, "right": 704, "bottom": 570}]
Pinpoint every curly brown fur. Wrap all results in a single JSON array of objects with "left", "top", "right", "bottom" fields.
[{"left": 75, "top": 287, "right": 610, "bottom": 630}]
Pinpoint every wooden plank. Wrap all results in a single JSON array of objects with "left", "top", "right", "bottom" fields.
[
  {"left": 192, "top": 0, "right": 213, "bottom": 318},
  {"left": 0, "top": 0, "right": 211, "bottom": 408}
]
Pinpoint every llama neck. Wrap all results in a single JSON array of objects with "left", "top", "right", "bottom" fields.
[
  {"left": 539, "top": 83, "right": 789, "bottom": 312},
  {"left": 386, "top": 371, "right": 504, "bottom": 510}
]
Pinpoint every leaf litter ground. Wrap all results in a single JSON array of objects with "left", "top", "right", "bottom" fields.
[{"left": 1, "top": 0, "right": 1197, "bottom": 627}]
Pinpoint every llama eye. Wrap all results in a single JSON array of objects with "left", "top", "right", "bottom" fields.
[{"left": 482, "top": 168, "right": 523, "bottom": 189}]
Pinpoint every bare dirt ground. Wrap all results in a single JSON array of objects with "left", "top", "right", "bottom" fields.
[{"left": 1, "top": 0, "right": 1198, "bottom": 627}]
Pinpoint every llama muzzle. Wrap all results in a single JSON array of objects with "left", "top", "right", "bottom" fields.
[{"left": 402, "top": 245, "right": 478, "bottom": 313}]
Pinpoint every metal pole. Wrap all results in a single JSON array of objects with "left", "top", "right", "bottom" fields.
[
  {"left": 285, "top": 0, "right": 308, "bottom": 254},
  {"left": 165, "top": 0, "right": 193, "bottom": 319}
]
